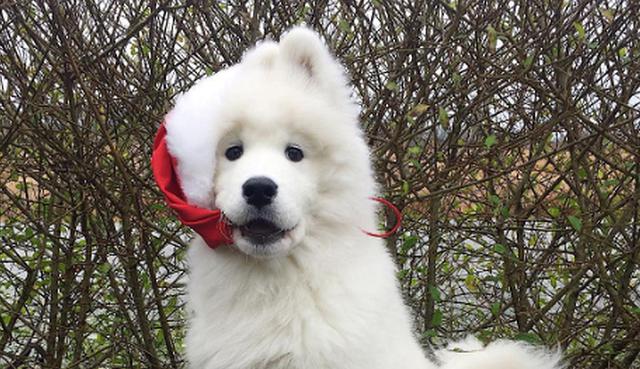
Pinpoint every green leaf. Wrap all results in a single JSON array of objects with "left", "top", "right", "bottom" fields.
[
  {"left": 452, "top": 72, "right": 461, "bottom": 85},
  {"left": 408, "top": 146, "right": 422, "bottom": 155},
  {"left": 494, "top": 243, "right": 506, "bottom": 254},
  {"left": 489, "top": 194, "right": 501, "bottom": 206},
  {"left": 429, "top": 286, "right": 441, "bottom": 302},
  {"left": 605, "top": 179, "right": 620, "bottom": 187},
  {"left": 402, "top": 180, "right": 410, "bottom": 194},
  {"left": 568, "top": 215, "right": 582, "bottom": 231},
  {"left": 500, "top": 205, "right": 510, "bottom": 218},
  {"left": 487, "top": 25, "right": 497, "bottom": 51},
  {"left": 490, "top": 302, "right": 501, "bottom": 317},
  {"left": 411, "top": 103, "right": 429, "bottom": 115},
  {"left": 515, "top": 332, "right": 542, "bottom": 344},
  {"left": 548, "top": 207, "right": 561, "bottom": 218},
  {"left": 464, "top": 274, "right": 478, "bottom": 292},
  {"left": 599, "top": 8, "right": 614, "bottom": 23},
  {"left": 484, "top": 134, "right": 497, "bottom": 149},
  {"left": 401, "top": 235, "right": 418, "bottom": 252},
  {"left": 385, "top": 80, "right": 398, "bottom": 91},
  {"left": 422, "top": 329, "right": 437, "bottom": 338},
  {"left": 338, "top": 19, "right": 351, "bottom": 33},
  {"left": 438, "top": 107, "right": 449, "bottom": 128},
  {"left": 99, "top": 262, "right": 111, "bottom": 274},
  {"left": 140, "top": 44, "right": 150, "bottom": 57},
  {"left": 618, "top": 47, "right": 628, "bottom": 58},
  {"left": 431, "top": 309, "right": 443, "bottom": 326},
  {"left": 577, "top": 167, "right": 588, "bottom": 179},
  {"left": 573, "top": 21, "right": 585, "bottom": 41}
]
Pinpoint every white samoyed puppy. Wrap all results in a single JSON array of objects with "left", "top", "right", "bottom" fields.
[{"left": 162, "top": 27, "right": 562, "bottom": 369}]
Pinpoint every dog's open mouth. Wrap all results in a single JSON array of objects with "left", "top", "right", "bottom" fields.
[{"left": 238, "top": 218, "right": 289, "bottom": 245}]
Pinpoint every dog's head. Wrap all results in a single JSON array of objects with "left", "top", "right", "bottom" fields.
[{"left": 164, "top": 28, "right": 376, "bottom": 258}]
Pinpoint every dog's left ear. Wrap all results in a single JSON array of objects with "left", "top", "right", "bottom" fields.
[{"left": 279, "top": 27, "right": 351, "bottom": 97}]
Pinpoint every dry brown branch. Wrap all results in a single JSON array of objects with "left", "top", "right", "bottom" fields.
[{"left": 0, "top": 1, "right": 638, "bottom": 368}]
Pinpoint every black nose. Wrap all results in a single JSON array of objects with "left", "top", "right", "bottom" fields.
[{"left": 242, "top": 176, "right": 278, "bottom": 208}]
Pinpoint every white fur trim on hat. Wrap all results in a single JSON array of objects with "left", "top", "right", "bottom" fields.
[{"left": 164, "top": 67, "right": 239, "bottom": 209}]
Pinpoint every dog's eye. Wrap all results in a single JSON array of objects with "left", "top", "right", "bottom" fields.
[
  {"left": 225, "top": 145, "right": 243, "bottom": 161},
  {"left": 285, "top": 145, "right": 304, "bottom": 162}
]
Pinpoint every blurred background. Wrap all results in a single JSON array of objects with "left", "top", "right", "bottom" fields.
[{"left": 1, "top": 1, "right": 638, "bottom": 368}]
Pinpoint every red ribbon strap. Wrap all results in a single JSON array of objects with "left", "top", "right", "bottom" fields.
[
  {"left": 151, "top": 123, "right": 233, "bottom": 249},
  {"left": 363, "top": 197, "right": 402, "bottom": 238}
]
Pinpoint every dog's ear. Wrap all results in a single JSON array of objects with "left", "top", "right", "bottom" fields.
[
  {"left": 279, "top": 27, "right": 355, "bottom": 110},
  {"left": 279, "top": 27, "right": 330, "bottom": 78}
]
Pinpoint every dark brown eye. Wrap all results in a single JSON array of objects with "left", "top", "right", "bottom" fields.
[
  {"left": 285, "top": 145, "right": 304, "bottom": 162},
  {"left": 225, "top": 145, "right": 243, "bottom": 161}
]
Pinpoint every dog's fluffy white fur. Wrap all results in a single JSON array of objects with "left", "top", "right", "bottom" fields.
[{"left": 164, "top": 27, "right": 562, "bottom": 369}]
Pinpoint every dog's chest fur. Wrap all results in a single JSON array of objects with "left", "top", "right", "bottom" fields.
[{"left": 185, "top": 236, "right": 432, "bottom": 369}]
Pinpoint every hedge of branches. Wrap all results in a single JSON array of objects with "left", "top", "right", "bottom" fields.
[{"left": 1, "top": 1, "right": 638, "bottom": 368}]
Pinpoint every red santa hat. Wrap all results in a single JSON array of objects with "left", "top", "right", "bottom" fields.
[
  {"left": 151, "top": 123, "right": 233, "bottom": 248},
  {"left": 150, "top": 68, "right": 241, "bottom": 249}
]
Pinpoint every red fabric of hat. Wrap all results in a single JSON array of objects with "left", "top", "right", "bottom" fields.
[{"left": 151, "top": 123, "right": 233, "bottom": 249}]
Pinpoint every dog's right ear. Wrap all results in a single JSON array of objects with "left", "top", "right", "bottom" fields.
[
  {"left": 279, "top": 27, "right": 329, "bottom": 78},
  {"left": 278, "top": 27, "right": 352, "bottom": 99}
]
